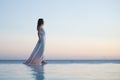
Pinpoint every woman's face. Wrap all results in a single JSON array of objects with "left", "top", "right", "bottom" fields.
[
  {"left": 41, "top": 24, "right": 44, "bottom": 27},
  {"left": 39, "top": 24, "right": 44, "bottom": 28}
]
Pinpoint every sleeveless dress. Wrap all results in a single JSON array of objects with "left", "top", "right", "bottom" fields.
[{"left": 24, "top": 27, "right": 45, "bottom": 65}]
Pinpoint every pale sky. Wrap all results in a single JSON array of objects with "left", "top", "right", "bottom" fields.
[{"left": 0, "top": 0, "right": 120, "bottom": 60}]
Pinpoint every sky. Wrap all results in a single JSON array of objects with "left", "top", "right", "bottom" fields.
[{"left": 0, "top": 0, "right": 120, "bottom": 60}]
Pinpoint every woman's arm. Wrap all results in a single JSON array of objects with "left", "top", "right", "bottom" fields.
[
  {"left": 38, "top": 27, "right": 42, "bottom": 43},
  {"left": 38, "top": 31, "right": 41, "bottom": 43}
]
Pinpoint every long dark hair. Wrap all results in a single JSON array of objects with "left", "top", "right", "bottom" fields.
[{"left": 37, "top": 18, "right": 44, "bottom": 31}]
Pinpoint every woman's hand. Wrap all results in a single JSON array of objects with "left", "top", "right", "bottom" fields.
[{"left": 38, "top": 39, "right": 41, "bottom": 43}]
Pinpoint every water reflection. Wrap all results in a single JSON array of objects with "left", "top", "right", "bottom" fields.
[{"left": 26, "top": 65, "right": 44, "bottom": 80}]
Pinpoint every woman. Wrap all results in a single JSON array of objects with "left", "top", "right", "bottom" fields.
[{"left": 24, "top": 18, "right": 46, "bottom": 65}]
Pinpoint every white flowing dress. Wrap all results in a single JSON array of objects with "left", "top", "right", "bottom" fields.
[{"left": 24, "top": 28, "right": 45, "bottom": 65}]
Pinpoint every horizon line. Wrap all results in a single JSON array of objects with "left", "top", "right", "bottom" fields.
[{"left": 0, "top": 59, "right": 120, "bottom": 61}]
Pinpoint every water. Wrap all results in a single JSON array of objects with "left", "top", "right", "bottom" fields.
[{"left": 0, "top": 60, "right": 120, "bottom": 80}]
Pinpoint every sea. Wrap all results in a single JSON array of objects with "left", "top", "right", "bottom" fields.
[{"left": 0, "top": 60, "right": 120, "bottom": 80}]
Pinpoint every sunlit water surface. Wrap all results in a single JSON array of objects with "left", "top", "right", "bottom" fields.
[{"left": 0, "top": 60, "right": 120, "bottom": 80}]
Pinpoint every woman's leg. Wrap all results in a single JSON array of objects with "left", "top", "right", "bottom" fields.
[{"left": 29, "top": 42, "right": 44, "bottom": 64}]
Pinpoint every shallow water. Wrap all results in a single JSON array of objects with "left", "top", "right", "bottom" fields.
[{"left": 0, "top": 60, "right": 120, "bottom": 80}]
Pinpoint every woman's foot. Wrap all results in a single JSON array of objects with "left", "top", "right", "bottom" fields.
[{"left": 41, "top": 60, "right": 47, "bottom": 64}]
